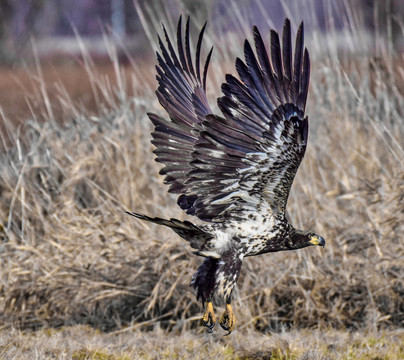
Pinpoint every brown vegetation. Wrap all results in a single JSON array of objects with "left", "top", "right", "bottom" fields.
[
  {"left": 0, "top": 9, "right": 403, "bottom": 359},
  {"left": 1, "top": 325, "right": 403, "bottom": 359}
]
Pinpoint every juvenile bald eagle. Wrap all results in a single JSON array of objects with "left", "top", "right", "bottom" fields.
[{"left": 127, "top": 17, "right": 325, "bottom": 334}]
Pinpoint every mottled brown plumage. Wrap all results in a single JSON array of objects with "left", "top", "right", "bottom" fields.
[{"left": 127, "top": 16, "right": 325, "bottom": 334}]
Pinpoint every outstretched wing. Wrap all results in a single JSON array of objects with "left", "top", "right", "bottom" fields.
[
  {"left": 184, "top": 19, "right": 310, "bottom": 221},
  {"left": 148, "top": 16, "right": 213, "bottom": 216},
  {"left": 150, "top": 18, "right": 310, "bottom": 223}
]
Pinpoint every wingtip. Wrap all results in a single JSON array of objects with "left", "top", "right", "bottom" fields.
[
  {"left": 186, "top": 15, "right": 191, "bottom": 29},
  {"left": 297, "top": 20, "right": 304, "bottom": 37},
  {"left": 283, "top": 18, "right": 291, "bottom": 38},
  {"left": 252, "top": 25, "right": 262, "bottom": 43},
  {"left": 304, "top": 47, "right": 310, "bottom": 63},
  {"left": 177, "top": 15, "right": 183, "bottom": 34},
  {"left": 202, "top": 45, "right": 213, "bottom": 90},
  {"left": 243, "top": 38, "right": 253, "bottom": 57}
]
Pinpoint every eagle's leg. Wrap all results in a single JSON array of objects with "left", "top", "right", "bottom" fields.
[
  {"left": 191, "top": 258, "right": 220, "bottom": 332},
  {"left": 192, "top": 250, "right": 242, "bottom": 334},
  {"left": 219, "top": 301, "right": 235, "bottom": 335},
  {"left": 202, "top": 300, "right": 216, "bottom": 332}
]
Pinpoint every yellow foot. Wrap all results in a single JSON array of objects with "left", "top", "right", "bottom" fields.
[
  {"left": 219, "top": 303, "right": 235, "bottom": 335},
  {"left": 202, "top": 301, "right": 216, "bottom": 333}
]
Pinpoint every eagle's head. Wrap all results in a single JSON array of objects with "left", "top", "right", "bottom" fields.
[
  {"left": 290, "top": 229, "right": 326, "bottom": 250},
  {"left": 308, "top": 233, "right": 326, "bottom": 247}
]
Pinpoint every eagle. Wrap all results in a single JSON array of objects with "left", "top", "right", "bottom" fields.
[{"left": 127, "top": 16, "right": 325, "bottom": 335}]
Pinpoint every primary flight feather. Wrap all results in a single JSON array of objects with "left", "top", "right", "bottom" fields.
[{"left": 127, "top": 16, "right": 325, "bottom": 334}]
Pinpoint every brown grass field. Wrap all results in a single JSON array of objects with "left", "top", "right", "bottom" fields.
[{"left": 0, "top": 3, "right": 403, "bottom": 359}]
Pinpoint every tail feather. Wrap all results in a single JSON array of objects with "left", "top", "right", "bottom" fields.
[{"left": 126, "top": 211, "right": 213, "bottom": 249}]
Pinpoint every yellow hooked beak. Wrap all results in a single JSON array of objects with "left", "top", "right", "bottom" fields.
[{"left": 309, "top": 235, "right": 325, "bottom": 247}]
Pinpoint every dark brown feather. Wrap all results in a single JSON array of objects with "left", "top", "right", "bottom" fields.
[{"left": 148, "top": 18, "right": 310, "bottom": 222}]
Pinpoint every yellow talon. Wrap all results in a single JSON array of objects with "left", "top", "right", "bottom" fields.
[
  {"left": 202, "top": 301, "right": 216, "bottom": 332},
  {"left": 219, "top": 303, "right": 235, "bottom": 335}
]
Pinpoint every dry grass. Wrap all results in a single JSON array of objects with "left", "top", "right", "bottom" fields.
[
  {"left": 0, "top": 325, "right": 403, "bottom": 359},
  {"left": 0, "top": 2, "right": 403, "bottom": 355}
]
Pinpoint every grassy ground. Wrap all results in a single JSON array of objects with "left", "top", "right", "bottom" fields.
[
  {"left": 0, "top": 1, "right": 403, "bottom": 359},
  {"left": 0, "top": 325, "right": 403, "bottom": 359}
]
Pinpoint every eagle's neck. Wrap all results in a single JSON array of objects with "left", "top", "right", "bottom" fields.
[
  {"left": 245, "top": 223, "right": 308, "bottom": 256},
  {"left": 285, "top": 226, "right": 312, "bottom": 250}
]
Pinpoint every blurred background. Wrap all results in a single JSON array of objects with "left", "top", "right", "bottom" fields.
[
  {"left": 0, "top": 0, "right": 402, "bottom": 126},
  {"left": 0, "top": 0, "right": 403, "bottom": 130},
  {"left": 1, "top": 0, "right": 404, "bottom": 63}
]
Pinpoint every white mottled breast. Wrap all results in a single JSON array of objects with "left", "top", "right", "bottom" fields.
[
  {"left": 231, "top": 213, "right": 277, "bottom": 238},
  {"left": 196, "top": 228, "right": 233, "bottom": 258},
  {"left": 199, "top": 213, "right": 281, "bottom": 258}
]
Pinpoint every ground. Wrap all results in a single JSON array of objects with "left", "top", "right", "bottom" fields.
[{"left": 0, "top": 325, "right": 403, "bottom": 360}]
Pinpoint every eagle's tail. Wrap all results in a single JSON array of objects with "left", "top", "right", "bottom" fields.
[{"left": 126, "top": 211, "right": 213, "bottom": 249}]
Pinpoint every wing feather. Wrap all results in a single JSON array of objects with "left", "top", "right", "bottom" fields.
[
  {"left": 183, "top": 19, "right": 310, "bottom": 221},
  {"left": 282, "top": 19, "right": 293, "bottom": 81},
  {"left": 293, "top": 22, "right": 304, "bottom": 101},
  {"left": 185, "top": 17, "right": 196, "bottom": 79},
  {"left": 252, "top": 26, "right": 282, "bottom": 106},
  {"left": 244, "top": 40, "right": 275, "bottom": 112},
  {"left": 148, "top": 18, "right": 213, "bottom": 205},
  {"left": 148, "top": 18, "right": 311, "bottom": 222}
]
